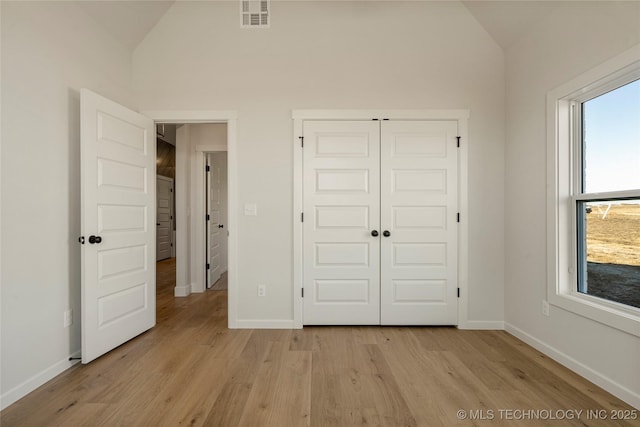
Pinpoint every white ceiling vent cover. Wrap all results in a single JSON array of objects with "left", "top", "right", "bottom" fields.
[{"left": 241, "top": 0, "right": 270, "bottom": 28}]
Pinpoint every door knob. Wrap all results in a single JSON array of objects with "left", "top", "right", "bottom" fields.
[
  {"left": 218, "top": 224, "right": 224, "bottom": 229},
  {"left": 88, "top": 235, "right": 102, "bottom": 244},
  {"left": 383, "top": 230, "right": 391, "bottom": 237},
  {"left": 371, "top": 230, "right": 379, "bottom": 237},
  {"left": 157, "top": 223, "right": 161, "bottom": 226}
]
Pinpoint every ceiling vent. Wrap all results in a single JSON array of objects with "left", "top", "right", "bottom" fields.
[{"left": 241, "top": 0, "right": 270, "bottom": 28}]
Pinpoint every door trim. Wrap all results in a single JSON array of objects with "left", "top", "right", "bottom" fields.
[
  {"left": 142, "top": 110, "right": 239, "bottom": 328},
  {"left": 292, "top": 110, "right": 470, "bottom": 329}
]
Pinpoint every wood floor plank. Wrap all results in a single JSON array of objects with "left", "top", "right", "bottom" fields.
[
  {"left": 201, "top": 382, "right": 253, "bottom": 427},
  {"left": 1, "top": 259, "right": 637, "bottom": 427},
  {"left": 237, "top": 340, "right": 311, "bottom": 427}
]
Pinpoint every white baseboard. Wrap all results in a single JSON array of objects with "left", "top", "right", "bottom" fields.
[
  {"left": 233, "top": 319, "right": 296, "bottom": 329},
  {"left": 459, "top": 320, "right": 505, "bottom": 330},
  {"left": 1, "top": 350, "right": 81, "bottom": 411},
  {"left": 505, "top": 322, "right": 640, "bottom": 409},
  {"left": 174, "top": 283, "right": 191, "bottom": 297}
]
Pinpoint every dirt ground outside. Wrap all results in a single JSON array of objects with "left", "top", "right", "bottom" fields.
[{"left": 585, "top": 203, "right": 640, "bottom": 309}]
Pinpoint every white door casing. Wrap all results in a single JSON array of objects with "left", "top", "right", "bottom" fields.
[
  {"left": 206, "top": 153, "right": 224, "bottom": 288},
  {"left": 303, "top": 121, "right": 381, "bottom": 325},
  {"left": 81, "top": 89, "right": 156, "bottom": 363},
  {"left": 156, "top": 176, "right": 173, "bottom": 261},
  {"left": 301, "top": 119, "right": 460, "bottom": 326},
  {"left": 380, "top": 121, "right": 458, "bottom": 324}
]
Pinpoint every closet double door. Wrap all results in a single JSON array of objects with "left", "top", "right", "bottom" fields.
[{"left": 303, "top": 120, "right": 458, "bottom": 325}]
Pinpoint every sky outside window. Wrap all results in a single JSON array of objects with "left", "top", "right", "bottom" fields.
[{"left": 582, "top": 79, "right": 640, "bottom": 194}]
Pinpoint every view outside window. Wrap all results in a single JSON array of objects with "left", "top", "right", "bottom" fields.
[{"left": 579, "top": 79, "right": 640, "bottom": 309}]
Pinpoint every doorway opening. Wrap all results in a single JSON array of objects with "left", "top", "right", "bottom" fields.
[
  {"left": 146, "top": 110, "right": 238, "bottom": 328},
  {"left": 155, "top": 123, "right": 177, "bottom": 299},
  {"left": 153, "top": 121, "right": 233, "bottom": 315}
]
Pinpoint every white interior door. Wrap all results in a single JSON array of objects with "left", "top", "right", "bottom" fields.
[
  {"left": 303, "top": 121, "right": 381, "bottom": 325},
  {"left": 81, "top": 89, "right": 156, "bottom": 364},
  {"left": 302, "top": 119, "right": 459, "bottom": 326},
  {"left": 219, "top": 153, "right": 228, "bottom": 274},
  {"left": 156, "top": 176, "right": 173, "bottom": 261},
  {"left": 380, "top": 121, "right": 458, "bottom": 324},
  {"left": 206, "top": 153, "right": 224, "bottom": 288}
]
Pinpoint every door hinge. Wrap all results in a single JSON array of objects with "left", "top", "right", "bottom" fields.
[
  {"left": 206, "top": 165, "right": 210, "bottom": 172},
  {"left": 78, "top": 236, "right": 85, "bottom": 244},
  {"left": 457, "top": 288, "right": 460, "bottom": 298},
  {"left": 170, "top": 188, "right": 173, "bottom": 192},
  {"left": 206, "top": 214, "right": 210, "bottom": 221},
  {"left": 299, "top": 136, "right": 304, "bottom": 147},
  {"left": 301, "top": 212, "right": 304, "bottom": 222},
  {"left": 456, "top": 136, "right": 461, "bottom": 148},
  {"left": 457, "top": 212, "right": 460, "bottom": 223},
  {"left": 206, "top": 263, "right": 210, "bottom": 270},
  {"left": 301, "top": 288, "right": 304, "bottom": 298}
]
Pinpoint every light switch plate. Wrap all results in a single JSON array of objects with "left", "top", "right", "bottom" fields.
[{"left": 244, "top": 203, "right": 257, "bottom": 216}]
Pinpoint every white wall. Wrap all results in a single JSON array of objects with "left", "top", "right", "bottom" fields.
[
  {"left": 0, "top": 2, "right": 134, "bottom": 408},
  {"left": 175, "top": 124, "right": 192, "bottom": 296},
  {"left": 190, "top": 123, "right": 227, "bottom": 149},
  {"left": 504, "top": 2, "right": 640, "bottom": 407},
  {"left": 133, "top": 1, "right": 506, "bottom": 325}
]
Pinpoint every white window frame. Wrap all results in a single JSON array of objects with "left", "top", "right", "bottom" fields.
[{"left": 546, "top": 45, "right": 640, "bottom": 337}]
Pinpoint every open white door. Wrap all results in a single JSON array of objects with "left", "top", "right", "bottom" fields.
[
  {"left": 156, "top": 176, "right": 173, "bottom": 261},
  {"left": 81, "top": 89, "right": 156, "bottom": 364},
  {"left": 206, "top": 153, "right": 225, "bottom": 288}
]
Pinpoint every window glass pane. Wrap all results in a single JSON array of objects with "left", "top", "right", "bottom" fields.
[
  {"left": 577, "top": 200, "right": 640, "bottom": 309},
  {"left": 582, "top": 79, "right": 640, "bottom": 193}
]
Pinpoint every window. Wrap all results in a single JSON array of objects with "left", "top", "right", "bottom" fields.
[
  {"left": 547, "top": 46, "right": 640, "bottom": 336},
  {"left": 576, "top": 80, "right": 640, "bottom": 309}
]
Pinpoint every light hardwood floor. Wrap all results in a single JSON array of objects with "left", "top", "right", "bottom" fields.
[{"left": 1, "top": 258, "right": 638, "bottom": 426}]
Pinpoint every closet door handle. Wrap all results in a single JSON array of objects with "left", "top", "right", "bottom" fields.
[
  {"left": 371, "top": 230, "right": 379, "bottom": 237},
  {"left": 383, "top": 230, "right": 391, "bottom": 237}
]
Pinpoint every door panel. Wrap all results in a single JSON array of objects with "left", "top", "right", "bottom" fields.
[
  {"left": 156, "top": 176, "right": 173, "bottom": 261},
  {"left": 81, "top": 89, "right": 156, "bottom": 364},
  {"left": 206, "top": 153, "right": 225, "bottom": 288},
  {"left": 380, "top": 121, "right": 458, "bottom": 325},
  {"left": 303, "top": 121, "right": 380, "bottom": 325}
]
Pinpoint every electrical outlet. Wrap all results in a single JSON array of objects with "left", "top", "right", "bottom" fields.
[
  {"left": 64, "top": 309, "right": 73, "bottom": 327},
  {"left": 257, "top": 285, "right": 266, "bottom": 297},
  {"left": 542, "top": 300, "right": 550, "bottom": 317}
]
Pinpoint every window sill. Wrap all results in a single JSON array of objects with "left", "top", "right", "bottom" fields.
[{"left": 549, "top": 291, "right": 640, "bottom": 337}]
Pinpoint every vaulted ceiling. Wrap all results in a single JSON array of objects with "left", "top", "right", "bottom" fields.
[
  {"left": 75, "top": 1, "right": 174, "bottom": 49},
  {"left": 76, "top": 0, "right": 564, "bottom": 51}
]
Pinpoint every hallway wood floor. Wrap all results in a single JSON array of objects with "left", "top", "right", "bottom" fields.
[{"left": 1, "top": 258, "right": 637, "bottom": 426}]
